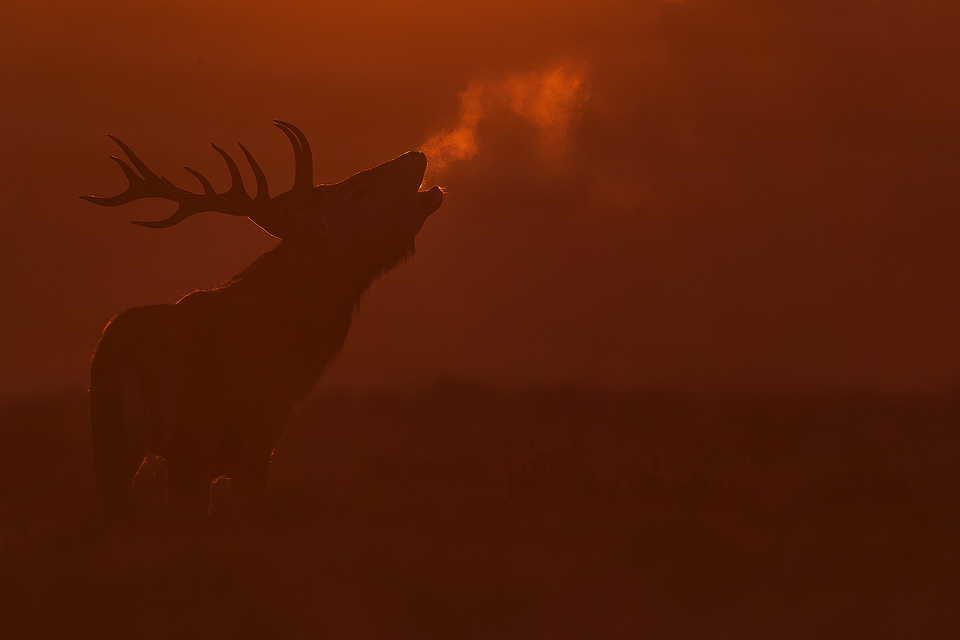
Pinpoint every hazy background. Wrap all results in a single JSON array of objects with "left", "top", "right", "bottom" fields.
[
  {"left": 3, "top": 5, "right": 959, "bottom": 635},
  {"left": 2, "top": 0, "right": 958, "bottom": 400}
]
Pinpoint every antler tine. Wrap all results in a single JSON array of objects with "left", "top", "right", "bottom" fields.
[
  {"left": 110, "top": 156, "right": 142, "bottom": 187},
  {"left": 273, "top": 123, "right": 304, "bottom": 188},
  {"left": 81, "top": 134, "right": 262, "bottom": 227},
  {"left": 79, "top": 156, "right": 145, "bottom": 206},
  {"left": 131, "top": 208, "right": 200, "bottom": 229},
  {"left": 107, "top": 135, "right": 162, "bottom": 181},
  {"left": 274, "top": 120, "right": 314, "bottom": 191},
  {"left": 211, "top": 143, "right": 251, "bottom": 202},
  {"left": 80, "top": 124, "right": 313, "bottom": 236},
  {"left": 79, "top": 137, "right": 181, "bottom": 208},
  {"left": 184, "top": 167, "right": 217, "bottom": 196},
  {"left": 238, "top": 142, "right": 270, "bottom": 202},
  {"left": 273, "top": 121, "right": 301, "bottom": 154}
]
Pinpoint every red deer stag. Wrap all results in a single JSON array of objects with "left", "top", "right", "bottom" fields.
[{"left": 82, "top": 121, "right": 443, "bottom": 519}]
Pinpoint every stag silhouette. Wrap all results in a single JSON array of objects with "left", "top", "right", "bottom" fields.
[{"left": 82, "top": 121, "right": 443, "bottom": 520}]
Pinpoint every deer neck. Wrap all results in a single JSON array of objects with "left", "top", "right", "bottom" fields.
[{"left": 219, "top": 241, "right": 381, "bottom": 389}]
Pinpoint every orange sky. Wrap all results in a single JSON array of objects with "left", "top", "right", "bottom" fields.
[{"left": 2, "top": 0, "right": 959, "bottom": 398}]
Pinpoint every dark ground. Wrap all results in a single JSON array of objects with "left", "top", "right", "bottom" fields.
[{"left": 1, "top": 384, "right": 958, "bottom": 638}]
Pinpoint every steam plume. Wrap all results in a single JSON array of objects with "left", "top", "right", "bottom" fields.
[{"left": 421, "top": 64, "right": 589, "bottom": 184}]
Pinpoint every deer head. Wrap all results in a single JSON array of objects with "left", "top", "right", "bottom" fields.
[{"left": 80, "top": 120, "right": 444, "bottom": 245}]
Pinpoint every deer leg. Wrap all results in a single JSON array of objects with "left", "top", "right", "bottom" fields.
[
  {"left": 166, "top": 455, "right": 212, "bottom": 519},
  {"left": 231, "top": 447, "right": 273, "bottom": 514},
  {"left": 91, "top": 366, "right": 151, "bottom": 525},
  {"left": 93, "top": 444, "right": 147, "bottom": 525}
]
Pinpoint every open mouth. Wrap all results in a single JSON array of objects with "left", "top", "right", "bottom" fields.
[
  {"left": 414, "top": 152, "right": 442, "bottom": 215},
  {"left": 418, "top": 185, "right": 443, "bottom": 215}
]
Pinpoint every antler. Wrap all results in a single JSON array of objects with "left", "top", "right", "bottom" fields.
[{"left": 80, "top": 120, "right": 316, "bottom": 234}]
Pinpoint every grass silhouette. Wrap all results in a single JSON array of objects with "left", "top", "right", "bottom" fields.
[{"left": 1, "top": 386, "right": 957, "bottom": 638}]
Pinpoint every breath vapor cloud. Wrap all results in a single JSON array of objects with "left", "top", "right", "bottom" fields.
[{"left": 421, "top": 64, "right": 589, "bottom": 184}]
